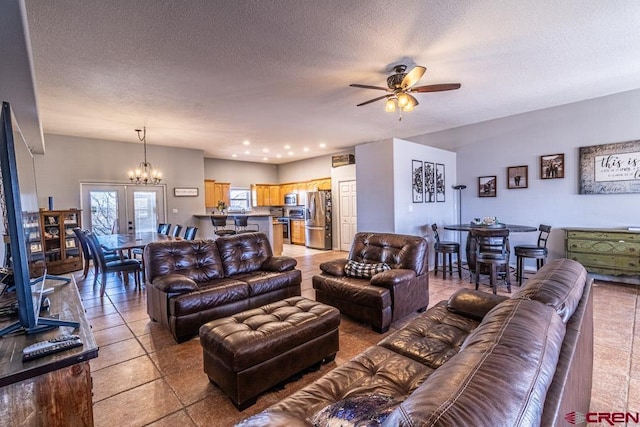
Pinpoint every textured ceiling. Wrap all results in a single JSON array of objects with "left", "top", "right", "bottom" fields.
[{"left": 19, "top": 0, "right": 640, "bottom": 163}]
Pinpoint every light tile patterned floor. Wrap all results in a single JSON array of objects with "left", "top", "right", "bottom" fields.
[{"left": 74, "top": 245, "right": 639, "bottom": 426}]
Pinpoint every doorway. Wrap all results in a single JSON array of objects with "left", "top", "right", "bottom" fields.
[
  {"left": 80, "top": 183, "right": 166, "bottom": 235},
  {"left": 338, "top": 180, "right": 357, "bottom": 251}
]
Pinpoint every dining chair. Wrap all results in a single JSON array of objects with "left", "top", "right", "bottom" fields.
[
  {"left": 183, "top": 226, "right": 198, "bottom": 240},
  {"left": 431, "top": 224, "right": 461, "bottom": 279},
  {"left": 470, "top": 227, "right": 511, "bottom": 295},
  {"left": 211, "top": 216, "right": 236, "bottom": 237},
  {"left": 72, "top": 228, "right": 120, "bottom": 280},
  {"left": 171, "top": 224, "right": 183, "bottom": 237},
  {"left": 233, "top": 216, "right": 259, "bottom": 234},
  {"left": 157, "top": 223, "right": 171, "bottom": 235},
  {"left": 84, "top": 231, "right": 142, "bottom": 297},
  {"left": 514, "top": 224, "right": 551, "bottom": 285}
]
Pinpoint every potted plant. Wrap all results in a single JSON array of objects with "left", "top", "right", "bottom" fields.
[{"left": 217, "top": 200, "right": 228, "bottom": 214}]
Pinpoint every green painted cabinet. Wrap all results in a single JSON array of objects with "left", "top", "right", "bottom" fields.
[{"left": 564, "top": 228, "right": 640, "bottom": 276}]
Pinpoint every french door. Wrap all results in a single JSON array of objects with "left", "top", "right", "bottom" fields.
[{"left": 80, "top": 183, "right": 166, "bottom": 235}]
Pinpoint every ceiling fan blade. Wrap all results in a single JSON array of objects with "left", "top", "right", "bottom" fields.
[
  {"left": 410, "top": 83, "right": 461, "bottom": 93},
  {"left": 401, "top": 66, "right": 426, "bottom": 89},
  {"left": 349, "top": 84, "right": 390, "bottom": 91},
  {"left": 356, "top": 94, "right": 391, "bottom": 107}
]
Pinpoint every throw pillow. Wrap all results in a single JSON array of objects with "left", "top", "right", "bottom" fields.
[
  {"left": 344, "top": 260, "right": 390, "bottom": 278},
  {"left": 311, "top": 395, "right": 399, "bottom": 427}
]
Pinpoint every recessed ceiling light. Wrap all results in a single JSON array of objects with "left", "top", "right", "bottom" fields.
[
  {"left": 288, "top": 151, "right": 294, "bottom": 156},
  {"left": 319, "top": 143, "right": 326, "bottom": 148},
  {"left": 303, "top": 147, "right": 309, "bottom": 152},
  {"left": 231, "top": 154, "right": 237, "bottom": 158},
  {"left": 262, "top": 148, "right": 269, "bottom": 153},
  {"left": 284, "top": 144, "right": 291, "bottom": 150},
  {"left": 276, "top": 154, "right": 282, "bottom": 158},
  {"left": 243, "top": 140, "right": 251, "bottom": 146},
  {"left": 244, "top": 150, "right": 250, "bottom": 155}
]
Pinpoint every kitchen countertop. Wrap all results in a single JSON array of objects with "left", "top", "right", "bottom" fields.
[{"left": 193, "top": 213, "right": 273, "bottom": 218}]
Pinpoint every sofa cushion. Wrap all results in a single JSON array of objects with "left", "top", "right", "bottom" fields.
[
  {"left": 349, "top": 232, "right": 429, "bottom": 275},
  {"left": 229, "top": 269, "right": 302, "bottom": 296},
  {"left": 216, "top": 232, "right": 273, "bottom": 276},
  {"left": 170, "top": 278, "right": 250, "bottom": 316},
  {"left": 311, "top": 394, "right": 400, "bottom": 427},
  {"left": 384, "top": 298, "right": 566, "bottom": 426},
  {"left": 378, "top": 301, "right": 480, "bottom": 369},
  {"left": 511, "top": 258, "right": 587, "bottom": 323},
  {"left": 145, "top": 240, "right": 225, "bottom": 283},
  {"left": 345, "top": 260, "right": 391, "bottom": 278},
  {"left": 313, "top": 275, "right": 392, "bottom": 309}
]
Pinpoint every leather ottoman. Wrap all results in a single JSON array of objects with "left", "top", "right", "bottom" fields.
[{"left": 199, "top": 296, "right": 340, "bottom": 410}]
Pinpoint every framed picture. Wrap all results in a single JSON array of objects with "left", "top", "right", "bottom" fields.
[
  {"left": 411, "top": 160, "right": 424, "bottom": 203},
  {"left": 174, "top": 187, "right": 199, "bottom": 197},
  {"left": 507, "top": 165, "right": 528, "bottom": 189},
  {"left": 424, "top": 162, "right": 435, "bottom": 203},
  {"left": 478, "top": 176, "right": 497, "bottom": 197},
  {"left": 579, "top": 141, "right": 640, "bottom": 194},
  {"left": 436, "top": 163, "right": 445, "bottom": 202},
  {"left": 540, "top": 153, "right": 565, "bottom": 179}
]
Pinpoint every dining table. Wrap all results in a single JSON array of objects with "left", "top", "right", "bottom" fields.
[{"left": 443, "top": 223, "right": 538, "bottom": 278}]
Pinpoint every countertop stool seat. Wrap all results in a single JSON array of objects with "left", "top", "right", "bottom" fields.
[
  {"left": 431, "top": 224, "right": 462, "bottom": 279},
  {"left": 515, "top": 224, "right": 551, "bottom": 286},
  {"left": 199, "top": 296, "right": 340, "bottom": 410}
]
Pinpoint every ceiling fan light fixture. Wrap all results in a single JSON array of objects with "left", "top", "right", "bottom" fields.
[
  {"left": 402, "top": 103, "right": 414, "bottom": 112},
  {"left": 397, "top": 92, "right": 410, "bottom": 108},
  {"left": 385, "top": 98, "right": 396, "bottom": 112}
]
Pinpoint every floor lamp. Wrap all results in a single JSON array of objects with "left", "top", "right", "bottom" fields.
[{"left": 452, "top": 185, "right": 467, "bottom": 268}]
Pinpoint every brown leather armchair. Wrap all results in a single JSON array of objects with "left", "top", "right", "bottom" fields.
[{"left": 312, "top": 232, "right": 429, "bottom": 333}]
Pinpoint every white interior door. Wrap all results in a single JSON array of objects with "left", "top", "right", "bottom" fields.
[
  {"left": 339, "top": 180, "right": 357, "bottom": 251},
  {"left": 81, "top": 183, "right": 166, "bottom": 235}
]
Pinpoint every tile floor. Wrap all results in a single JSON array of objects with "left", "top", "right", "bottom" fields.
[{"left": 74, "top": 245, "right": 639, "bottom": 426}]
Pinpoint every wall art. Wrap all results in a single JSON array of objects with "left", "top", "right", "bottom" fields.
[
  {"left": 478, "top": 175, "right": 497, "bottom": 197},
  {"left": 540, "top": 153, "right": 564, "bottom": 179},
  {"left": 436, "top": 163, "right": 445, "bottom": 202},
  {"left": 579, "top": 140, "right": 640, "bottom": 194},
  {"left": 411, "top": 160, "right": 424, "bottom": 203},
  {"left": 507, "top": 165, "right": 528, "bottom": 189},
  {"left": 425, "top": 162, "right": 435, "bottom": 203},
  {"left": 174, "top": 187, "right": 199, "bottom": 197}
]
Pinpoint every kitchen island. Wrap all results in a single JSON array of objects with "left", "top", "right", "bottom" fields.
[{"left": 193, "top": 213, "right": 275, "bottom": 243}]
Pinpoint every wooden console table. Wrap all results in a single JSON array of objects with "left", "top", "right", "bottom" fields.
[
  {"left": 0, "top": 278, "right": 98, "bottom": 426},
  {"left": 564, "top": 227, "right": 640, "bottom": 283}
]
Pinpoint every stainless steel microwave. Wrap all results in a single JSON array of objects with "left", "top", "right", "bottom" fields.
[{"left": 284, "top": 193, "right": 298, "bottom": 206}]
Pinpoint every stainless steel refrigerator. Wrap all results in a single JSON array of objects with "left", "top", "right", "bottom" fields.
[{"left": 305, "top": 190, "right": 332, "bottom": 249}]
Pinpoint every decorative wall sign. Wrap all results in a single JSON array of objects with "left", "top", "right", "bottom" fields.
[
  {"left": 435, "top": 163, "right": 445, "bottom": 202},
  {"left": 174, "top": 187, "right": 199, "bottom": 197},
  {"left": 478, "top": 176, "right": 497, "bottom": 197},
  {"left": 540, "top": 153, "right": 565, "bottom": 179},
  {"left": 507, "top": 165, "right": 528, "bottom": 189},
  {"left": 425, "top": 162, "right": 435, "bottom": 203},
  {"left": 411, "top": 160, "right": 424, "bottom": 203},
  {"left": 579, "top": 140, "right": 640, "bottom": 194}
]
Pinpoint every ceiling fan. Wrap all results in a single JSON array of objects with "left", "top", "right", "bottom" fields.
[{"left": 350, "top": 64, "right": 461, "bottom": 120}]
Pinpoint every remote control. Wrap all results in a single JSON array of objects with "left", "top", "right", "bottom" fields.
[{"left": 22, "top": 335, "right": 83, "bottom": 362}]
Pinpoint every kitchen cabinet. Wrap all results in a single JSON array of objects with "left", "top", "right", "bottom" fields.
[
  {"left": 280, "top": 183, "right": 294, "bottom": 196},
  {"left": 272, "top": 222, "right": 283, "bottom": 256},
  {"left": 269, "top": 185, "right": 281, "bottom": 205},
  {"left": 39, "top": 209, "right": 82, "bottom": 275},
  {"left": 204, "top": 180, "right": 230, "bottom": 208},
  {"left": 252, "top": 184, "right": 270, "bottom": 207},
  {"left": 291, "top": 219, "right": 305, "bottom": 245},
  {"left": 565, "top": 228, "right": 640, "bottom": 278}
]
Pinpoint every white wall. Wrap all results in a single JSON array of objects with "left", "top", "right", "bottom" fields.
[
  {"left": 355, "top": 140, "right": 395, "bottom": 232},
  {"left": 204, "top": 158, "right": 278, "bottom": 187},
  {"left": 408, "top": 88, "right": 640, "bottom": 264},
  {"left": 278, "top": 149, "right": 354, "bottom": 183},
  {"left": 34, "top": 134, "right": 205, "bottom": 227}
]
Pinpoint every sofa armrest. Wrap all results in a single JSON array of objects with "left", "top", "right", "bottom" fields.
[
  {"left": 319, "top": 259, "right": 348, "bottom": 276},
  {"left": 447, "top": 289, "right": 508, "bottom": 321},
  {"left": 151, "top": 274, "right": 199, "bottom": 293},
  {"left": 261, "top": 256, "right": 297, "bottom": 272},
  {"left": 370, "top": 268, "right": 416, "bottom": 289}
]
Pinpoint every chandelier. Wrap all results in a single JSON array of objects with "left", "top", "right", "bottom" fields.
[{"left": 128, "top": 126, "right": 162, "bottom": 185}]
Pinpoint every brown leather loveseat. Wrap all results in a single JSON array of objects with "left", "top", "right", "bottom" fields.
[
  {"left": 238, "top": 258, "right": 592, "bottom": 426},
  {"left": 313, "top": 232, "right": 429, "bottom": 333},
  {"left": 145, "top": 232, "right": 301, "bottom": 342}
]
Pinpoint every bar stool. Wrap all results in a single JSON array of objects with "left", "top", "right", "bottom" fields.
[
  {"left": 514, "top": 224, "right": 551, "bottom": 285},
  {"left": 211, "top": 216, "right": 236, "bottom": 237},
  {"left": 431, "top": 224, "right": 462, "bottom": 279},
  {"left": 470, "top": 227, "right": 511, "bottom": 294},
  {"left": 234, "top": 216, "right": 259, "bottom": 234}
]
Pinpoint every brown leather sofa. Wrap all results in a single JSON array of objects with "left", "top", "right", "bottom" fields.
[
  {"left": 145, "top": 232, "right": 301, "bottom": 342},
  {"left": 238, "top": 258, "right": 592, "bottom": 426},
  {"left": 313, "top": 232, "right": 429, "bottom": 333}
]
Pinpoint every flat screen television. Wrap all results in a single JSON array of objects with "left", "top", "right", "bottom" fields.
[{"left": 0, "top": 101, "right": 78, "bottom": 336}]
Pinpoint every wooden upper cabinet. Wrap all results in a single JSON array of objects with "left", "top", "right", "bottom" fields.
[
  {"left": 269, "top": 185, "right": 281, "bottom": 205},
  {"left": 215, "top": 183, "right": 230, "bottom": 206},
  {"left": 251, "top": 184, "right": 269, "bottom": 207},
  {"left": 204, "top": 180, "right": 217, "bottom": 207},
  {"left": 317, "top": 178, "right": 331, "bottom": 190},
  {"left": 280, "top": 183, "right": 294, "bottom": 196}
]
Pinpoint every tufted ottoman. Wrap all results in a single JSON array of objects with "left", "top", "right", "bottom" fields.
[{"left": 199, "top": 296, "right": 340, "bottom": 410}]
